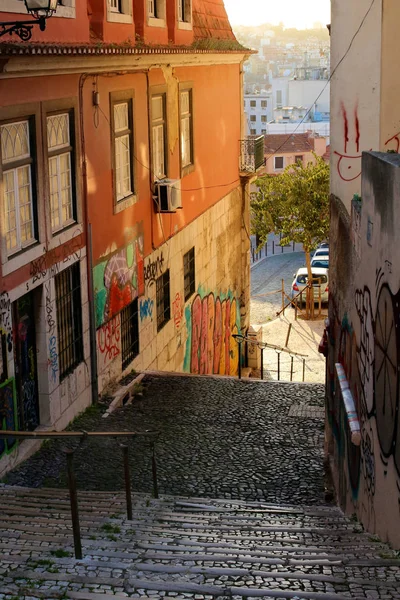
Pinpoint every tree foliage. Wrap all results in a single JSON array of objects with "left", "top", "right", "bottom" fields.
[{"left": 251, "top": 154, "right": 330, "bottom": 254}]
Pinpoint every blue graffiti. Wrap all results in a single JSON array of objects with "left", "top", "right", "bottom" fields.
[{"left": 140, "top": 298, "right": 154, "bottom": 322}]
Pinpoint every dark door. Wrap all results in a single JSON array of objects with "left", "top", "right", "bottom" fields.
[{"left": 13, "top": 292, "right": 40, "bottom": 431}]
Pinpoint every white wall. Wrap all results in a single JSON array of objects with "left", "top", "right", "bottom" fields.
[{"left": 288, "top": 79, "right": 330, "bottom": 114}]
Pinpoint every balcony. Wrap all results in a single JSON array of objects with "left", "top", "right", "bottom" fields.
[{"left": 239, "top": 135, "right": 265, "bottom": 174}]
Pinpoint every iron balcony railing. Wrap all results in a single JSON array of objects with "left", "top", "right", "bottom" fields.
[{"left": 239, "top": 135, "right": 265, "bottom": 173}]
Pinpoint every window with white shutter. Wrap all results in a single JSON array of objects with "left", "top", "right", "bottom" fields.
[
  {"left": 151, "top": 94, "right": 167, "bottom": 180},
  {"left": 180, "top": 88, "right": 193, "bottom": 174}
]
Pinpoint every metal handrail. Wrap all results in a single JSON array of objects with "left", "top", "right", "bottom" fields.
[{"left": 0, "top": 428, "right": 160, "bottom": 559}]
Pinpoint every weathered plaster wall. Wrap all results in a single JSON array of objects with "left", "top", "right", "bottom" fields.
[
  {"left": 327, "top": 152, "right": 400, "bottom": 548},
  {"left": 97, "top": 186, "right": 246, "bottom": 393},
  {"left": 330, "top": 0, "right": 382, "bottom": 212}
]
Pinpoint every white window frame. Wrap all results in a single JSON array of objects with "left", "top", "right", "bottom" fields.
[
  {"left": 180, "top": 87, "right": 194, "bottom": 175},
  {"left": 1, "top": 0, "right": 75, "bottom": 19},
  {"left": 151, "top": 94, "right": 167, "bottom": 181},
  {"left": 47, "top": 111, "right": 75, "bottom": 234},
  {"left": 107, "top": 0, "right": 132, "bottom": 23},
  {"left": 274, "top": 156, "right": 284, "bottom": 171},
  {"left": 0, "top": 119, "right": 36, "bottom": 256},
  {"left": 111, "top": 93, "right": 136, "bottom": 214},
  {"left": 148, "top": 0, "right": 166, "bottom": 27},
  {"left": 177, "top": 0, "right": 192, "bottom": 29}
]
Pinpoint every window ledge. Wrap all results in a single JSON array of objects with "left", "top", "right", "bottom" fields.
[
  {"left": 148, "top": 17, "right": 166, "bottom": 28},
  {"left": 114, "top": 194, "right": 137, "bottom": 214},
  {"left": 2, "top": 242, "right": 43, "bottom": 277},
  {"left": 47, "top": 221, "right": 83, "bottom": 251},
  {"left": 177, "top": 20, "right": 192, "bottom": 31},
  {"left": 181, "top": 163, "right": 195, "bottom": 178},
  {"left": 107, "top": 11, "right": 133, "bottom": 24}
]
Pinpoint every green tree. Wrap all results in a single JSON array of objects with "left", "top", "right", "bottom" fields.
[{"left": 251, "top": 154, "right": 330, "bottom": 316}]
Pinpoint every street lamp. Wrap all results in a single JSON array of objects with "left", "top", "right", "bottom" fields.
[{"left": 0, "top": 0, "right": 58, "bottom": 41}]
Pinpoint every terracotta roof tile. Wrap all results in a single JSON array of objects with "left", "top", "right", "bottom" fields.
[
  {"left": 264, "top": 133, "right": 314, "bottom": 154},
  {"left": 193, "top": 0, "right": 236, "bottom": 40}
]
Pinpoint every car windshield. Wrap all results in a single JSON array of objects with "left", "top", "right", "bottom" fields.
[
  {"left": 311, "top": 260, "right": 329, "bottom": 269},
  {"left": 297, "top": 274, "right": 328, "bottom": 285}
]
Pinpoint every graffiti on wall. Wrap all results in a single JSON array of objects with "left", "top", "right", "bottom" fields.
[
  {"left": 184, "top": 291, "right": 240, "bottom": 376},
  {"left": 334, "top": 103, "right": 363, "bottom": 183},
  {"left": 94, "top": 224, "right": 144, "bottom": 328},
  {"left": 172, "top": 292, "right": 183, "bottom": 329},
  {"left": 97, "top": 314, "right": 121, "bottom": 372},
  {"left": 0, "top": 378, "right": 17, "bottom": 458},
  {"left": 144, "top": 252, "right": 165, "bottom": 288},
  {"left": 139, "top": 298, "right": 154, "bottom": 322}
]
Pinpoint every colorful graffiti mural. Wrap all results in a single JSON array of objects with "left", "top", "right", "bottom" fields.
[
  {"left": 184, "top": 291, "right": 240, "bottom": 376},
  {"left": 97, "top": 314, "right": 121, "bottom": 372},
  {"left": 94, "top": 224, "right": 145, "bottom": 328},
  {"left": 0, "top": 378, "right": 17, "bottom": 458}
]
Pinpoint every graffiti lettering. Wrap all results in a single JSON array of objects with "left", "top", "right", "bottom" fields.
[
  {"left": 48, "top": 335, "right": 58, "bottom": 384},
  {"left": 185, "top": 292, "right": 239, "bottom": 376},
  {"left": 30, "top": 255, "right": 47, "bottom": 284},
  {"left": 45, "top": 283, "right": 56, "bottom": 336},
  {"left": 384, "top": 131, "right": 400, "bottom": 153},
  {"left": 172, "top": 292, "right": 183, "bottom": 329},
  {"left": 139, "top": 298, "right": 154, "bottom": 322},
  {"left": 144, "top": 252, "right": 164, "bottom": 288},
  {"left": 97, "top": 314, "right": 121, "bottom": 371},
  {"left": 0, "top": 292, "right": 11, "bottom": 334},
  {"left": 0, "top": 378, "right": 18, "bottom": 458},
  {"left": 334, "top": 104, "right": 363, "bottom": 182}
]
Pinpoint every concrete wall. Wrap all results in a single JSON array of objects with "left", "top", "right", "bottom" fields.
[
  {"left": 97, "top": 185, "right": 247, "bottom": 393},
  {"left": 327, "top": 152, "right": 400, "bottom": 548},
  {"left": 288, "top": 80, "right": 330, "bottom": 114}
]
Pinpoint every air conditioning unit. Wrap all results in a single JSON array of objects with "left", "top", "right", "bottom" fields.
[{"left": 154, "top": 179, "right": 182, "bottom": 212}]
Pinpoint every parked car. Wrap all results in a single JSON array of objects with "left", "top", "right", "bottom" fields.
[
  {"left": 310, "top": 256, "right": 329, "bottom": 270},
  {"left": 291, "top": 267, "right": 329, "bottom": 305},
  {"left": 313, "top": 248, "right": 330, "bottom": 259}
]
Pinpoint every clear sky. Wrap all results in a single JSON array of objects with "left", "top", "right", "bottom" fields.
[{"left": 223, "top": 0, "right": 331, "bottom": 29}]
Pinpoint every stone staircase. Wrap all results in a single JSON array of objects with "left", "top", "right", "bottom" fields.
[{"left": 0, "top": 485, "right": 400, "bottom": 599}]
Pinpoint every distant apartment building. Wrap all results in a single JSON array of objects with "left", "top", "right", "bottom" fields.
[
  {"left": 271, "top": 69, "right": 330, "bottom": 122},
  {"left": 244, "top": 93, "right": 273, "bottom": 135},
  {"left": 262, "top": 131, "right": 327, "bottom": 175}
]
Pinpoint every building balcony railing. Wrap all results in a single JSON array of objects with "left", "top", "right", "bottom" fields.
[{"left": 239, "top": 135, "right": 265, "bottom": 174}]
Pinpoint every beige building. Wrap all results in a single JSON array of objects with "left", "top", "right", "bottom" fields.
[
  {"left": 262, "top": 131, "right": 328, "bottom": 175},
  {"left": 328, "top": 0, "right": 400, "bottom": 548}
]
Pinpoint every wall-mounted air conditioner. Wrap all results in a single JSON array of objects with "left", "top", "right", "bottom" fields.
[{"left": 154, "top": 179, "right": 182, "bottom": 212}]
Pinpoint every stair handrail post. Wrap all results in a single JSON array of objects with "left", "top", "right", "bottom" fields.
[
  {"left": 260, "top": 346, "right": 264, "bottom": 380},
  {"left": 151, "top": 440, "right": 159, "bottom": 499},
  {"left": 121, "top": 444, "right": 133, "bottom": 521},
  {"left": 65, "top": 448, "right": 83, "bottom": 560}
]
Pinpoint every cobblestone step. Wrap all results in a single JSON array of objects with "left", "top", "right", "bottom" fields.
[{"left": 0, "top": 486, "right": 400, "bottom": 598}]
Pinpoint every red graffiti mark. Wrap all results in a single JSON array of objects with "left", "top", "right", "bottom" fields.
[
  {"left": 355, "top": 109, "right": 360, "bottom": 153},
  {"left": 213, "top": 298, "right": 222, "bottom": 374},
  {"left": 341, "top": 103, "right": 349, "bottom": 153},
  {"left": 334, "top": 151, "right": 363, "bottom": 182},
  {"left": 384, "top": 132, "right": 400, "bottom": 153},
  {"left": 172, "top": 292, "right": 183, "bottom": 329},
  {"left": 107, "top": 275, "right": 134, "bottom": 322},
  {"left": 224, "top": 298, "right": 231, "bottom": 375},
  {"left": 191, "top": 295, "right": 202, "bottom": 374},
  {"left": 207, "top": 295, "right": 215, "bottom": 373},
  {"left": 97, "top": 314, "right": 121, "bottom": 368},
  {"left": 200, "top": 297, "right": 208, "bottom": 375},
  {"left": 136, "top": 240, "right": 145, "bottom": 297}
]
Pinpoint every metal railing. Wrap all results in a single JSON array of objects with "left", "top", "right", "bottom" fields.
[
  {"left": 232, "top": 334, "right": 308, "bottom": 382},
  {"left": 239, "top": 135, "right": 265, "bottom": 173},
  {"left": 0, "top": 429, "right": 159, "bottom": 559}
]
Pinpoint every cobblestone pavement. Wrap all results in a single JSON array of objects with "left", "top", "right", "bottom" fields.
[
  {"left": 251, "top": 251, "right": 306, "bottom": 325},
  {"left": 3, "top": 375, "right": 326, "bottom": 506}
]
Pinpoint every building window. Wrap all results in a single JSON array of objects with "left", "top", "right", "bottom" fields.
[
  {"left": 183, "top": 247, "right": 195, "bottom": 301},
  {"left": 250, "top": 129, "right": 257, "bottom": 135},
  {"left": 55, "top": 263, "right": 83, "bottom": 381},
  {"left": 295, "top": 155, "right": 303, "bottom": 164},
  {"left": 250, "top": 100, "right": 256, "bottom": 108},
  {"left": 47, "top": 112, "right": 75, "bottom": 233},
  {"left": 121, "top": 299, "right": 139, "bottom": 370},
  {"left": 250, "top": 115, "right": 256, "bottom": 122},
  {"left": 261, "top": 115, "right": 267, "bottom": 123},
  {"left": 274, "top": 156, "right": 284, "bottom": 170},
  {"left": 152, "top": 94, "right": 167, "bottom": 180},
  {"left": 112, "top": 100, "right": 134, "bottom": 203},
  {"left": 156, "top": 269, "right": 170, "bottom": 331},
  {"left": 0, "top": 119, "right": 36, "bottom": 256},
  {"left": 180, "top": 89, "right": 193, "bottom": 172},
  {"left": 261, "top": 100, "right": 268, "bottom": 108},
  {"left": 276, "top": 90, "right": 282, "bottom": 107},
  {"left": 178, "top": 0, "right": 191, "bottom": 22},
  {"left": 148, "top": 0, "right": 165, "bottom": 18},
  {"left": 109, "top": 0, "right": 121, "bottom": 11}
]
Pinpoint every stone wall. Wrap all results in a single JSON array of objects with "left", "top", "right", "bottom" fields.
[
  {"left": 327, "top": 151, "right": 400, "bottom": 548},
  {"left": 97, "top": 185, "right": 249, "bottom": 393}
]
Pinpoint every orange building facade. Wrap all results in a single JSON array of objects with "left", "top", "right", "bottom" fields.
[{"left": 0, "top": 1, "right": 254, "bottom": 474}]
